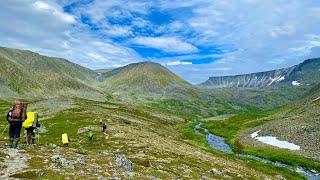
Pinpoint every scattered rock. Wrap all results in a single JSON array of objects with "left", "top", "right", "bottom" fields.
[
  {"left": 0, "top": 148, "right": 30, "bottom": 179},
  {"left": 77, "top": 126, "right": 101, "bottom": 134},
  {"left": 208, "top": 168, "right": 222, "bottom": 175},
  {"left": 77, "top": 127, "right": 90, "bottom": 134},
  {"left": 75, "top": 155, "right": 85, "bottom": 165},
  {"left": 48, "top": 143, "right": 57, "bottom": 148},
  {"left": 50, "top": 148, "right": 75, "bottom": 170},
  {"left": 115, "top": 154, "right": 132, "bottom": 172},
  {"left": 275, "top": 175, "right": 286, "bottom": 180},
  {"left": 122, "top": 119, "right": 132, "bottom": 125}
]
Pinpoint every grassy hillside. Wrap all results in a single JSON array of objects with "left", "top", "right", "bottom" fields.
[
  {"left": 242, "top": 84, "right": 320, "bottom": 160},
  {"left": 207, "top": 84, "right": 311, "bottom": 109},
  {"left": 99, "top": 62, "right": 256, "bottom": 118},
  {"left": 0, "top": 47, "right": 106, "bottom": 100},
  {"left": 100, "top": 62, "right": 197, "bottom": 99},
  {"left": 202, "top": 85, "right": 320, "bottom": 171},
  {"left": 0, "top": 47, "right": 252, "bottom": 119},
  {"left": 0, "top": 98, "right": 303, "bottom": 179}
]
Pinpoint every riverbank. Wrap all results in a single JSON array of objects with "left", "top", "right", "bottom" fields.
[
  {"left": 202, "top": 111, "right": 320, "bottom": 173},
  {"left": 180, "top": 122, "right": 306, "bottom": 179},
  {"left": 194, "top": 123, "right": 319, "bottom": 179}
]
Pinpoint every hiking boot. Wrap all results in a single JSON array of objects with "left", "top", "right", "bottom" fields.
[
  {"left": 9, "top": 138, "right": 14, "bottom": 148},
  {"left": 13, "top": 138, "right": 20, "bottom": 148}
]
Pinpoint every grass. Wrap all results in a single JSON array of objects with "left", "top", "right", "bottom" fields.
[
  {"left": 0, "top": 97, "right": 314, "bottom": 179},
  {"left": 178, "top": 120, "right": 305, "bottom": 179},
  {"left": 147, "top": 97, "right": 258, "bottom": 121},
  {"left": 202, "top": 106, "right": 320, "bottom": 171}
]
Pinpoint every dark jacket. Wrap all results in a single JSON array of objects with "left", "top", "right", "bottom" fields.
[{"left": 6, "top": 108, "right": 13, "bottom": 122}]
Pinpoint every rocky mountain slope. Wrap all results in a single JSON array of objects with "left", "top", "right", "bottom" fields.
[
  {"left": 201, "top": 58, "right": 320, "bottom": 109},
  {"left": 201, "top": 58, "right": 320, "bottom": 88}
]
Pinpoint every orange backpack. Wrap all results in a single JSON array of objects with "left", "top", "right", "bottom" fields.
[{"left": 11, "top": 102, "right": 26, "bottom": 122}]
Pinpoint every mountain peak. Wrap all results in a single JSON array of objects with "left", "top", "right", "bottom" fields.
[{"left": 99, "top": 61, "right": 195, "bottom": 99}]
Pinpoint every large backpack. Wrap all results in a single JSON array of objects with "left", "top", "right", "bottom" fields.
[
  {"left": 62, "top": 133, "right": 69, "bottom": 144},
  {"left": 11, "top": 102, "right": 27, "bottom": 122},
  {"left": 23, "top": 112, "right": 38, "bottom": 128}
]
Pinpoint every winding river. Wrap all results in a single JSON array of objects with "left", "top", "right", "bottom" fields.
[{"left": 194, "top": 123, "right": 319, "bottom": 180}]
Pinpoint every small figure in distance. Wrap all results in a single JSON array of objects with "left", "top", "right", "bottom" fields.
[
  {"left": 87, "top": 129, "right": 93, "bottom": 143},
  {"left": 102, "top": 122, "right": 107, "bottom": 132}
]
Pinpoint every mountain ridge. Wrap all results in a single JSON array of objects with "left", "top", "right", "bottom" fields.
[{"left": 201, "top": 58, "right": 320, "bottom": 88}]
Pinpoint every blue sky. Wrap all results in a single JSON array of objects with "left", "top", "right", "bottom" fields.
[{"left": 1, "top": 0, "right": 320, "bottom": 83}]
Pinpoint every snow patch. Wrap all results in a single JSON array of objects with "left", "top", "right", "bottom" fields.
[
  {"left": 250, "top": 130, "right": 300, "bottom": 150},
  {"left": 268, "top": 76, "right": 285, "bottom": 86},
  {"left": 277, "top": 76, "right": 285, "bottom": 81},
  {"left": 292, "top": 81, "right": 301, "bottom": 86},
  {"left": 251, "top": 130, "right": 261, "bottom": 138}
]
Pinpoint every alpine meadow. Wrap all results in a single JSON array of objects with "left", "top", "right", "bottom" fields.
[{"left": 0, "top": 1, "right": 320, "bottom": 179}]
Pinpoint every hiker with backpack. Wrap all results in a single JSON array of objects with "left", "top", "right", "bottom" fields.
[
  {"left": 23, "top": 112, "right": 40, "bottom": 145},
  {"left": 6, "top": 101, "right": 27, "bottom": 148}
]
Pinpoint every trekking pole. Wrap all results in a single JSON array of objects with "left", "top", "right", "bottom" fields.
[{"left": 37, "top": 130, "right": 40, "bottom": 144}]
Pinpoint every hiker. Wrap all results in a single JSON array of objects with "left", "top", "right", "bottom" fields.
[
  {"left": 87, "top": 130, "right": 93, "bottom": 143},
  {"left": 62, "top": 133, "right": 70, "bottom": 146},
  {"left": 102, "top": 122, "right": 107, "bottom": 132},
  {"left": 6, "top": 101, "right": 27, "bottom": 148},
  {"left": 23, "top": 112, "right": 40, "bottom": 145}
]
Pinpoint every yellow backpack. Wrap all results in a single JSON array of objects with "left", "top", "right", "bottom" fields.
[
  {"left": 62, "top": 133, "right": 69, "bottom": 144},
  {"left": 22, "top": 112, "right": 38, "bottom": 128}
]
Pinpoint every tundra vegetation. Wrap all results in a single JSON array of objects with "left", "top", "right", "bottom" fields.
[{"left": 0, "top": 47, "right": 319, "bottom": 179}]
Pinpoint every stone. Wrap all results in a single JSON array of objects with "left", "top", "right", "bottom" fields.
[{"left": 208, "top": 168, "right": 222, "bottom": 175}]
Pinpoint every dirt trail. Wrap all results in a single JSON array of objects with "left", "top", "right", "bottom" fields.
[{"left": 0, "top": 148, "right": 30, "bottom": 179}]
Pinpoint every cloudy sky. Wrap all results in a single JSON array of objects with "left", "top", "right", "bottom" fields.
[{"left": 1, "top": 0, "right": 320, "bottom": 83}]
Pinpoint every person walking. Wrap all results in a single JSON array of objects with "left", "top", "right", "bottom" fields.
[
  {"left": 6, "top": 101, "right": 27, "bottom": 148},
  {"left": 87, "top": 130, "right": 93, "bottom": 143},
  {"left": 102, "top": 122, "right": 107, "bottom": 132},
  {"left": 23, "top": 112, "right": 40, "bottom": 145}
]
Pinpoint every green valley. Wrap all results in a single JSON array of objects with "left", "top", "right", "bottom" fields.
[{"left": 0, "top": 47, "right": 319, "bottom": 179}]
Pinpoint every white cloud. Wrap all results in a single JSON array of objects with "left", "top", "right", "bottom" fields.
[
  {"left": 270, "top": 25, "right": 296, "bottom": 38},
  {"left": 209, "top": 67, "right": 232, "bottom": 71},
  {"left": 165, "top": 61, "right": 192, "bottom": 66},
  {"left": 0, "top": 0, "right": 141, "bottom": 69},
  {"left": 133, "top": 36, "right": 198, "bottom": 53},
  {"left": 34, "top": 1, "right": 76, "bottom": 23},
  {"left": 1, "top": 0, "right": 320, "bottom": 84}
]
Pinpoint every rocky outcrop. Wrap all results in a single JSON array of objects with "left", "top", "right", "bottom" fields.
[
  {"left": 201, "top": 58, "right": 320, "bottom": 88},
  {"left": 201, "top": 67, "right": 294, "bottom": 88}
]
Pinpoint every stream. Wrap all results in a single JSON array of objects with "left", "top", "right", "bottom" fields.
[{"left": 194, "top": 123, "right": 320, "bottom": 180}]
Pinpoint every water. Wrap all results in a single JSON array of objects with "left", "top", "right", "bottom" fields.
[
  {"left": 194, "top": 123, "right": 320, "bottom": 180},
  {"left": 206, "top": 134, "right": 233, "bottom": 153}
]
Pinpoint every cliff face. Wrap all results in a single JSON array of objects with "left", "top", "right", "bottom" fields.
[{"left": 201, "top": 58, "right": 320, "bottom": 88}]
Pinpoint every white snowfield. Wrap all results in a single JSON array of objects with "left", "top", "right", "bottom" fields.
[
  {"left": 251, "top": 130, "right": 300, "bottom": 150},
  {"left": 268, "top": 76, "right": 285, "bottom": 86},
  {"left": 292, "top": 81, "right": 301, "bottom": 86}
]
